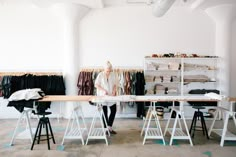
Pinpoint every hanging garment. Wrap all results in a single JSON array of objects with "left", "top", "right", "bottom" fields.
[
  {"left": 124, "top": 71, "right": 131, "bottom": 95},
  {"left": 6, "top": 74, "right": 65, "bottom": 112},
  {"left": 135, "top": 72, "right": 146, "bottom": 118},
  {"left": 77, "top": 71, "right": 94, "bottom": 95},
  {"left": 0, "top": 76, "right": 2, "bottom": 97},
  {"left": 1, "top": 76, "right": 12, "bottom": 98}
]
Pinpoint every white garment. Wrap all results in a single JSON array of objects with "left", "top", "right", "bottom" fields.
[
  {"left": 118, "top": 71, "right": 125, "bottom": 95},
  {"left": 204, "top": 92, "right": 226, "bottom": 100},
  {"left": 8, "top": 88, "right": 44, "bottom": 101},
  {"left": 95, "top": 71, "right": 116, "bottom": 106}
]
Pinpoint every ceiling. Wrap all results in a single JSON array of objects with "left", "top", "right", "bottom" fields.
[
  {"left": 1, "top": 0, "right": 236, "bottom": 9},
  {"left": 61, "top": 0, "right": 236, "bottom": 10}
]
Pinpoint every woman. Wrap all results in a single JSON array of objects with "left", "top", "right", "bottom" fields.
[{"left": 95, "top": 61, "right": 117, "bottom": 134}]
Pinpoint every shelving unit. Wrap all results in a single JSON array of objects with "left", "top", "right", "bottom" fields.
[
  {"left": 144, "top": 58, "right": 182, "bottom": 96},
  {"left": 182, "top": 57, "right": 219, "bottom": 95},
  {"left": 144, "top": 57, "right": 220, "bottom": 96},
  {"left": 144, "top": 57, "right": 220, "bottom": 119}
]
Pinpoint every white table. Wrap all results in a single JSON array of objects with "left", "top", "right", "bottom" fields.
[
  {"left": 10, "top": 96, "right": 92, "bottom": 146},
  {"left": 208, "top": 97, "right": 236, "bottom": 146},
  {"left": 92, "top": 95, "right": 219, "bottom": 146}
]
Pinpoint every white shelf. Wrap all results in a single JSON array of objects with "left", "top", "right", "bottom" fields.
[
  {"left": 144, "top": 57, "right": 220, "bottom": 107},
  {"left": 145, "top": 70, "right": 180, "bottom": 72},
  {"left": 184, "top": 81, "right": 217, "bottom": 84},
  {"left": 144, "top": 128, "right": 163, "bottom": 139},
  {"left": 212, "top": 129, "right": 236, "bottom": 140},
  {"left": 167, "top": 128, "right": 189, "bottom": 139},
  {"left": 146, "top": 82, "right": 180, "bottom": 84}
]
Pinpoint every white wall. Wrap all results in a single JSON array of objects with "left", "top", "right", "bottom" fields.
[
  {"left": 0, "top": 4, "right": 64, "bottom": 71},
  {"left": 230, "top": 19, "right": 236, "bottom": 97},
  {"left": 0, "top": 3, "right": 64, "bottom": 118},
  {"left": 0, "top": 4, "right": 216, "bottom": 118},
  {"left": 78, "top": 6, "right": 215, "bottom": 117},
  {"left": 78, "top": 6, "right": 215, "bottom": 68}
]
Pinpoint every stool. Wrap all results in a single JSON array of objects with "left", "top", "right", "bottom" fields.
[
  {"left": 31, "top": 112, "right": 56, "bottom": 150},
  {"left": 189, "top": 106, "right": 209, "bottom": 139}
]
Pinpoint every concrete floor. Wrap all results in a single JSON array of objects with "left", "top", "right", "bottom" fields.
[{"left": 0, "top": 118, "right": 236, "bottom": 157}]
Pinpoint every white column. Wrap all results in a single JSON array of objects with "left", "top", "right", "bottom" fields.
[
  {"left": 206, "top": 4, "right": 236, "bottom": 96},
  {"left": 51, "top": 3, "right": 90, "bottom": 118}
]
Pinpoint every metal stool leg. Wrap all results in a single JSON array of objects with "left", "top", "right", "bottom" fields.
[
  {"left": 31, "top": 120, "right": 41, "bottom": 150},
  {"left": 48, "top": 119, "right": 56, "bottom": 144}
]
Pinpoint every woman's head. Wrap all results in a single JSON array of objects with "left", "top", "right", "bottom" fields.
[{"left": 104, "top": 61, "right": 112, "bottom": 75}]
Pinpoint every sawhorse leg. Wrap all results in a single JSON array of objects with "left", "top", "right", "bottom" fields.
[
  {"left": 86, "top": 104, "right": 110, "bottom": 145},
  {"left": 10, "top": 108, "right": 34, "bottom": 145}
]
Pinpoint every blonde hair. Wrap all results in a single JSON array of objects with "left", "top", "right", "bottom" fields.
[{"left": 104, "top": 61, "right": 113, "bottom": 70}]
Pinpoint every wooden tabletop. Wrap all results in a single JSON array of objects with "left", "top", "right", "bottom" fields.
[
  {"left": 39, "top": 95, "right": 94, "bottom": 102},
  {"left": 228, "top": 97, "right": 236, "bottom": 102},
  {"left": 38, "top": 95, "right": 220, "bottom": 102},
  {"left": 135, "top": 95, "right": 219, "bottom": 102},
  {"left": 91, "top": 95, "right": 219, "bottom": 103}
]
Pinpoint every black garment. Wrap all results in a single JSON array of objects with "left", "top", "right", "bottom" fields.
[
  {"left": 1, "top": 76, "right": 12, "bottom": 98},
  {"left": 188, "top": 89, "right": 219, "bottom": 106},
  {"left": 135, "top": 72, "right": 146, "bottom": 118},
  {"left": 8, "top": 100, "right": 35, "bottom": 113},
  {"left": 0, "top": 76, "right": 3, "bottom": 97},
  {"left": 7, "top": 99, "right": 50, "bottom": 113},
  {"left": 102, "top": 104, "right": 117, "bottom": 128},
  {"left": 5, "top": 75, "right": 65, "bottom": 112}
]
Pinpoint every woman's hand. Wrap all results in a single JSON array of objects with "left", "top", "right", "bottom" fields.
[
  {"left": 111, "top": 85, "right": 116, "bottom": 96},
  {"left": 104, "top": 90, "right": 109, "bottom": 95}
]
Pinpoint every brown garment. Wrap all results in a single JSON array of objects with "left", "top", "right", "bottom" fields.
[
  {"left": 77, "top": 71, "right": 94, "bottom": 95},
  {"left": 124, "top": 72, "right": 131, "bottom": 95}
]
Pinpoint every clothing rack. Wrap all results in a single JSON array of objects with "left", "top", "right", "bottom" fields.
[
  {"left": 80, "top": 66, "right": 143, "bottom": 73},
  {"left": 0, "top": 72, "right": 63, "bottom": 76}
]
